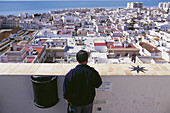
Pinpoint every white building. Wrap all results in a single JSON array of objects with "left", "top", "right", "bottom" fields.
[
  {"left": 19, "top": 13, "right": 29, "bottom": 19},
  {"left": 0, "top": 46, "right": 27, "bottom": 63},
  {"left": 94, "top": 40, "right": 107, "bottom": 52},
  {"left": 162, "top": 50, "right": 170, "bottom": 62},
  {"left": 139, "top": 42, "right": 162, "bottom": 56},
  {"left": 158, "top": 2, "right": 170, "bottom": 11},
  {"left": 87, "top": 31, "right": 98, "bottom": 37},
  {"left": 91, "top": 52, "right": 108, "bottom": 63},
  {"left": 19, "top": 19, "right": 40, "bottom": 29},
  {"left": 57, "top": 31, "right": 72, "bottom": 37},
  {"left": 127, "top": 2, "right": 143, "bottom": 9},
  {"left": 160, "top": 24, "right": 170, "bottom": 31}
]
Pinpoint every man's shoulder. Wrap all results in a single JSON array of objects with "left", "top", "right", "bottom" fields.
[
  {"left": 88, "top": 66, "right": 96, "bottom": 71},
  {"left": 85, "top": 65, "right": 98, "bottom": 73},
  {"left": 70, "top": 64, "right": 98, "bottom": 74},
  {"left": 75, "top": 64, "right": 95, "bottom": 70},
  {"left": 66, "top": 69, "right": 74, "bottom": 76}
]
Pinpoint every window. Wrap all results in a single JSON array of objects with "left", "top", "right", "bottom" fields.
[
  {"left": 110, "top": 44, "right": 112, "bottom": 48},
  {"left": 117, "top": 53, "right": 120, "bottom": 57},
  {"left": 48, "top": 53, "right": 51, "bottom": 57},
  {"left": 59, "top": 53, "right": 62, "bottom": 57},
  {"left": 53, "top": 52, "right": 56, "bottom": 57},
  {"left": 125, "top": 53, "right": 129, "bottom": 57}
]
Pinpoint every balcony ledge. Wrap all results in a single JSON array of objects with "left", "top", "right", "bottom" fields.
[{"left": 0, "top": 63, "right": 169, "bottom": 76}]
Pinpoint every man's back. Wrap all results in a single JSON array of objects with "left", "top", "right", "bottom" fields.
[
  {"left": 63, "top": 64, "right": 102, "bottom": 106},
  {"left": 63, "top": 50, "right": 102, "bottom": 113}
]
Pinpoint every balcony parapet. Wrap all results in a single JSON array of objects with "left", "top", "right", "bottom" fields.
[{"left": 0, "top": 63, "right": 169, "bottom": 76}]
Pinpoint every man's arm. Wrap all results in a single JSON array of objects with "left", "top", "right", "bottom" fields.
[
  {"left": 92, "top": 70, "right": 102, "bottom": 88},
  {"left": 63, "top": 75, "right": 69, "bottom": 100},
  {"left": 63, "top": 70, "right": 73, "bottom": 102}
]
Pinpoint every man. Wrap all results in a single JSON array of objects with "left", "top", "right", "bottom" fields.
[
  {"left": 131, "top": 52, "right": 136, "bottom": 63},
  {"left": 63, "top": 50, "right": 102, "bottom": 113}
]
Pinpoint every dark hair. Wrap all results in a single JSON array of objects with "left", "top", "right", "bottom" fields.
[{"left": 76, "top": 50, "right": 88, "bottom": 63}]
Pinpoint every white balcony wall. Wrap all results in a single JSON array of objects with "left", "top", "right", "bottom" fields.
[{"left": 0, "top": 75, "right": 170, "bottom": 113}]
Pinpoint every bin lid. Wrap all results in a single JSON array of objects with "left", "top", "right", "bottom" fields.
[{"left": 31, "top": 76, "right": 56, "bottom": 83}]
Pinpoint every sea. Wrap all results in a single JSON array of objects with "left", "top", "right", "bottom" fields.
[{"left": 0, "top": 0, "right": 169, "bottom": 16}]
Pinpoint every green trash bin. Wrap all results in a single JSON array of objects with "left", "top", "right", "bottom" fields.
[{"left": 31, "top": 75, "right": 59, "bottom": 108}]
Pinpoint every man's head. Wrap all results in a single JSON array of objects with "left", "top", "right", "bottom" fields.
[{"left": 76, "top": 50, "right": 88, "bottom": 64}]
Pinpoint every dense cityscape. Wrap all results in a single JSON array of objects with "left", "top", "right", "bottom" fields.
[
  {"left": 0, "top": 1, "right": 170, "bottom": 113},
  {"left": 0, "top": 2, "right": 170, "bottom": 64}
]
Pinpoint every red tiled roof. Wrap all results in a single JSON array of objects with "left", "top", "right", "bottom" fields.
[
  {"left": 58, "top": 31, "right": 63, "bottom": 34},
  {"left": 118, "top": 29, "right": 123, "bottom": 31},
  {"left": 141, "top": 8, "right": 147, "bottom": 11},
  {"left": 67, "top": 27, "right": 74, "bottom": 29},
  {"left": 99, "top": 32, "right": 105, "bottom": 34},
  {"left": 139, "top": 42, "right": 161, "bottom": 53},
  {"left": 67, "top": 31, "right": 72, "bottom": 34},
  {"left": 27, "top": 57, "right": 35, "bottom": 63},
  {"left": 88, "top": 32, "right": 95, "bottom": 34},
  {"left": 107, "top": 42, "right": 114, "bottom": 48},
  {"left": 112, "top": 29, "right": 117, "bottom": 31},
  {"left": 40, "top": 39, "right": 47, "bottom": 42},
  {"left": 26, "top": 46, "right": 45, "bottom": 57},
  {"left": 113, "top": 38, "right": 119, "bottom": 40},
  {"left": 94, "top": 43, "right": 106, "bottom": 46},
  {"left": 35, "top": 47, "right": 44, "bottom": 57}
]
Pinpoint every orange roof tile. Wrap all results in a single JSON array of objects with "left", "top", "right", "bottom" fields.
[
  {"left": 94, "top": 43, "right": 106, "bottom": 46},
  {"left": 27, "top": 57, "right": 35, "bottom": 63}
]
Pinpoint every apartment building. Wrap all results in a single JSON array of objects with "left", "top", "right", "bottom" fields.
[
  {"left": 0, "top": 46, "right": 27, "bottom": 63},
  {"left": 34, "top": 38, "right": 67, "bottom": 62},
  {"left": 160, "top": 24, "right": 170, "bottom": 31},
  {"left": 0, "top": 28, "right": 21, "bottom": 52},
  {"left": 139, "top": 42, "right": 162, "bottom": 56},
  {"left": 26, "top": 45, "right": 46, "bottom": 63},
  {"left": 107, "top": 42, "right": 140, "bottom": 58},
  {"left": 0, "top": 43, "right": 46, "bottom": 63},
  {"left": 2, "top": 18, "right": 20, "bottom": 29},
  {"left": 94, "top": 40, "right": 107, "bottom": 52},
  {"left": 159, "top": 2, "right": 170, "bottom": 11},
  {"left": 127, "top": 2, "right": 143, "bottom": 9}
]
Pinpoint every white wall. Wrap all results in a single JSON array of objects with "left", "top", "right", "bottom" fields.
[
  {"left": 0, "top": 76, "right": 67, "bottom": 113},
  {"left": 94, "top": 46, "right": 107, "bottom": 52},
  {"left": 1, "top": 75, "right": 170, "bottom": 113},
  {"left": 94, "top": 76, "right": 170, "bottom": 113},
  {"left": 162, "top": 51, "right": 170, "bottom": 62}
]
